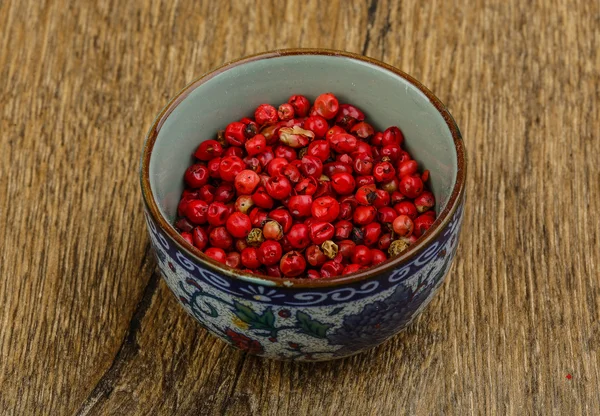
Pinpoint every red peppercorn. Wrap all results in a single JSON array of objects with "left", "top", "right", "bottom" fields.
[
  {"left": 307, "top": 270, "right": 321, "bottom": 279},
  {"left": 274, "top": 145, "right": 297, "bottom": 162},
  {"left": 353, "top": 205, "right": 377, "bottom": 225},
  {"left": 268, "top": 209, "right": 293, "bottom": 233},
  {"left": 362, "top": 222, "right": 382, "bottom": 246},
  {"left": 254, "top": 104, "right": 279, "bottom": 126},
  {"left": 226, "top": 212, "right": 252, "bottom": 238},
  {"left": 251, "top": 186, "right": 274, "bottom": 209},
  {"left": 371, "top": 249, "right": 387, "bottom": 265},
  {"left": 377, "top": 233, "right": 392, "bottom": 250},
  {"left": 287, "top": 224, "right": 311, "bottom": 249},
  {"left": 241, "top": 247, "right": 261, "bottom": 269},
  {"left": 334, "top": 220, "right": 353, "bottom": 240},
  {"left": 399, "top": 175, "right": 424, "bottom": 198},
  {"left": 371, "top": 132, "right": 384, "bottom": 146},
  {"left": 307, "top": 140, "right": 331, "bottom": 162},
  {"left": 372, "top": 189, "right": 391, "bottom": 208},
  {"left": 181, "top": 232, "right": 193, "bottom": 245},
  {"left": 177, "top": 199, "right": 190, "bottom": 219},
  {"left": 195, "top": 140, "right": 224, "bottom": 160},
  {"left": 308, "top": 221, "right": 335, "bottom": 245},
  {"left": 219, "top": 156, "right": 245, "bottom": 182},
  {"left": 355, "top": 185, "right": 377, "bottom": 205},
  {"left": 280, "top": 251, "right": 307, "bottom": 277},
  {"left": 342, "top": 264, "right": 362, "bottom": 275},
  {"left": 326, "top": 125, "right": 346, "bottom": 141},
  {"left": 404, "top": 235, "right": 418, "bottom": 245},
  {"left": 249, "top": 207, "right": 268, "bottom": 228},
  {"left": 214, "top": 183, "right": 235, "bottom": 203},
  {"left": 280, "top": 236, "right": 293, "bottom": 252},
  {"left": 413, "top": 214, "right": 435, "bottom": 237},
  {"left": 190, "top": 227, "right": 208, "bottom": 250},
  {"left": 224, "top": 121, "right": 248, "bottom": 146},
  {"left": 287, "top": 194, "right": 313, "bottom": 217},
  {"left": 244, "top": 134, "right": 267, "bottom": 156},
  {"left": 265, "top": 264, "right": 282, "bottom": 277},
  {"left": 234, "top": 170, "right": 260, "bottom": 195},
  {"left": 267, "top": 157, "right": 288, "bottom": 177},
  {"left": 304, "top": 115, "right": 329, "bottom": 138},
  {"left": 263, "top": 220, "right": 284, "bottom": 240},
  {"left": 312, "top": 93, "right": 339, "bottom": 120},
  {"left": 209, "top": 226, "right": 233, "bottom": 250},
  {"left": 281, "top": 164, "right": 302, "bottom": 184},
  {"left": 311, "top": 196, "right": 340, "bottom": 223},
  {"left": 414, "top": 191, "right": 435, "bottom": 213},
  {"left": 300, "top": 155, "right": 324, "bottom": 178},
  {"left": 258, "top": 240, "right": 283, "bottom": 266},
  {"left": 331, "top": 172, "right": 356, "bottom": 195},
  {"left": 397, "top": 150, "right": 411, "bottom": 165},
  {"left": 207, "top": 158, "right": 222, "bottom": 178},
  {"left": 338, "top": 202, "right": 354, "bottom": 221},
  {"left": 277, "top": 103, "right": 295, "bottom": 121},
  {"left": 352, "top": 245, "right": 372, "bottom": 266},
  {"left": 382, "top": 126, "right": 404, "bottom": 146},
  {"left": 224, "top": 252, "right": 240, "bottom": 269},
  {"left": 175, "top": 217, "right": 194, "bottom": 233},
  {"left": 206, "top": 202, "right": 229, "bottom": 226},
  {"left": 421, "top": 170, "right": 430, "bottom": 182},
  {"left": 356, "top": 175, "right": 376, "bottom": 187},
  {"left": 393, "top": 215, "right": 414, "bottom": 237},
  {"left": 234, "top": 195, "right": 254, "bottom": 214},
  {"left": 394, "top": 201, "right": 418, "bottom": 220},
  {"left": 391, "top": 191, "right": 406, "bottom": 204},
  {"left": 256, "top": 146, "right": 275, "bottom": 167},
  {"left": 373, "top": 162, "right": 396, "bottom": 182},
  {"left": 398, "top": 160, "right": 418, "bottom": 178},
  {"left": 323, "top": 161, "right": 353, "bottom": 178},
  {"left": 329, "top": 133, "right": 358, "bottom": 153},
  {"left": 185, "top": 200, "right": 209, "bottom": 225},
  {"left": 314, "top": 179, "right": 334, "bottom": 200},
  {"left": 336, "top": 153, "right": 353, "bottom": 165},
  {"left": 184, "top": 163, "right": 209, "bottom": 188},
  {"left": 288, "top": 95, "right": 310, "bottom": 117},
  {"left": 338, "top": 239, "right": 356, "bottom": 259},
  {"left": 306, "top": 245, "right": 328, "bottom": 267},
  {"left": 205, "top": 247, "right": 227, "bottom": 264},
  {"left": 265, "top": 175, "right": 292, "bottom": 200},
  {"left": 224, "top": 146, "right": 244, "bottom": 159},
  {"left": 320, "top": 260, "right": 344, "bottom": 277},
  {"left": 353, "top": 153, "right": 374, "bottom": 175},
  {"left": 335, "top": 104, "right": 365, "bottom": 126},
  {"left": 197, "top": 185, "right": 215, "bottom": 204},
  {"left": 350, "top": 122, "right": 374, "bottom": 140}
]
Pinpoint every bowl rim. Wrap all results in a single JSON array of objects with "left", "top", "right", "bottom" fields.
[{"left": 140, "top": 48, "right": 466, "bottom": 288}]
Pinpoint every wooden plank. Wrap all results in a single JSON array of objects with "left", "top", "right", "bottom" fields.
[{"left": 0, "top": 0, "right": 598, "bottom": 414}]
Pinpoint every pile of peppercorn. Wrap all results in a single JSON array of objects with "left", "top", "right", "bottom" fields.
[{"left": 174, "top": 93, "right": 436, "bottom": 278}]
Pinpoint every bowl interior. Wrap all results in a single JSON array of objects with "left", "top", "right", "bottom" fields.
[{"left": 148, "top": 53, "right": 458, "bottom": 231}]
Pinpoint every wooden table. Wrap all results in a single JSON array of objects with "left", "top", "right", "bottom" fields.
[{"left": 2, "top": 0, "right": 599, "bottom": 414}]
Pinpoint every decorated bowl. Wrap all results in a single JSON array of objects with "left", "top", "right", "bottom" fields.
[{"left": 140, "top": 49, "right": 466, "bottom": 361}]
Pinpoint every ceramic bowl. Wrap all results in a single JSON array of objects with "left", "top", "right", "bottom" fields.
[{"left": 140, "top": 49, "right": 466, "bottom": 361}]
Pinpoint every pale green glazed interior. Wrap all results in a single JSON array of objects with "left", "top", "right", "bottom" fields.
[{"left": 149, "top": 54, "right": 457, "bottom": 222}]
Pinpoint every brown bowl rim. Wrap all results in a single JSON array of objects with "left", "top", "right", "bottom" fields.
[{"left": 140, "top": 48, "right": 466, "bottom": 289}]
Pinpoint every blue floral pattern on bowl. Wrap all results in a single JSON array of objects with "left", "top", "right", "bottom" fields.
[{"left": 144, "top": 200, "right": 464, "bottom": 361}]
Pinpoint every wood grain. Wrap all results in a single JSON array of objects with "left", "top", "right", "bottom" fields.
[{"left": 1, "top": 0, "right": 599, "bottom": 414}]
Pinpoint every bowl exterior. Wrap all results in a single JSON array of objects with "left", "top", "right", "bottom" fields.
[{"left": 143, "top": 194, "right": 464, "bottom": 361}]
